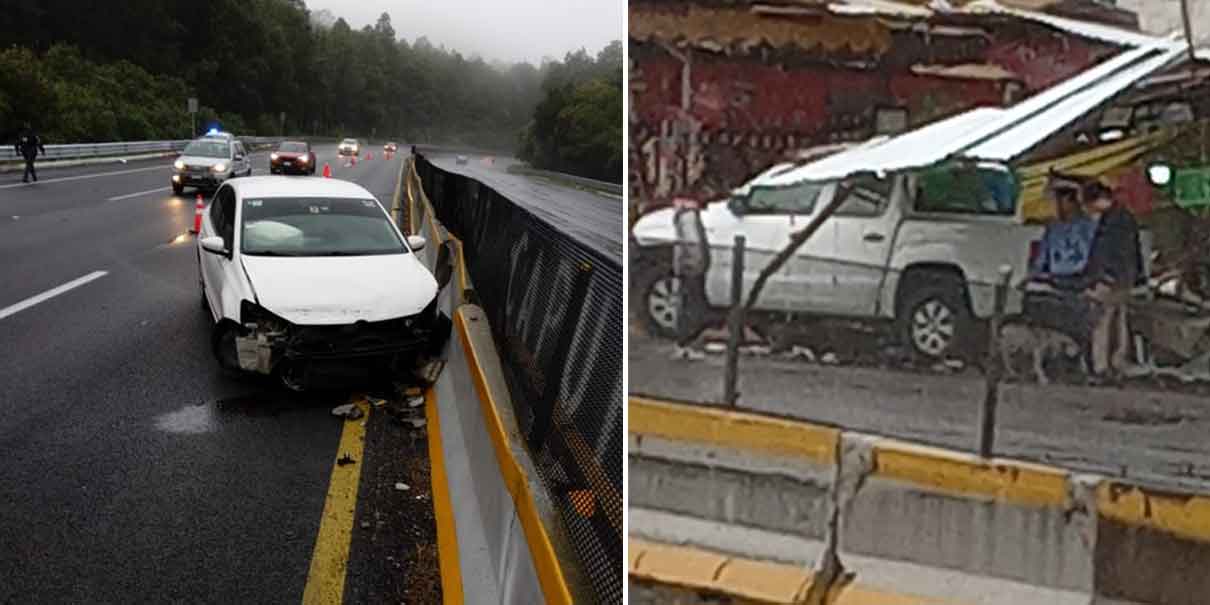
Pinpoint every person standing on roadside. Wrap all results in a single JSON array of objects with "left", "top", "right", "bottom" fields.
[
  {"left": 15, "top": 123, "right": 46, "bottom": 183},
  {"left": 1082, "top": 180, "right": 1142, "bottom": 381}
]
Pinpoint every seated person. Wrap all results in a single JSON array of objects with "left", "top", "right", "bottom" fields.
[{"left": 1021, "top": 178, "right": 1098, "bottom": 351}]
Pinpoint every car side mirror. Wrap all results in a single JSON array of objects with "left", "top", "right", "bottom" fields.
[
  {"left": 235, "top": 154, "right": 245, "bottom": 161},
  {"left": 407, "top": 235, "right": 427, "bottom": 251},
  {"left": 727, "top": 196, "right": 746, "bottom": 216},
  {"left": 200, "top": 236, "right": 228, "bottom": 256}
]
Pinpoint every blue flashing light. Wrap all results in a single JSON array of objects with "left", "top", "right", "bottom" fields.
[{"left": 207, "top": 128, "right": 219, "bottom": 135}]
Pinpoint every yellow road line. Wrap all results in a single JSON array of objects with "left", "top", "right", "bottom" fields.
[
  {"left": 302, "top": 398, "right": 368, "bottom": 605},
  {"left": 456, "top": 309, "right": 573, "bottom": 605},
  {"left": 425, "top": 387, "right": 465, "bottom": 604},
  {"left": 629, "top": 396, "right": 839, "bottom": 465}
]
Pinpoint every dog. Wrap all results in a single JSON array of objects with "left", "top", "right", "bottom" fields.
[{"left": 999, "top": 322, "right": 1086, "bottom": 385}]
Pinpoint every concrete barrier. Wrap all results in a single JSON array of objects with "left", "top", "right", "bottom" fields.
[
  {"left": 404, "top": 157, "right": 588, "bottom": 604},
  {"left": 629, "top": 395, "right": 1210, "bottom": 604}
]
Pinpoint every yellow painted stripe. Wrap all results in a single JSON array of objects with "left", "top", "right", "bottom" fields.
[
  {"left": 628, "top": 396, "right": 838, "bottom": 465},
  {"left": 302, "top": 398, "right": 368, "bottom": 605},
  {"left": 871, "top": 440, "right": 1069, "bottom": 508},
  {"left": 1097, "top": 481, "right": 1210, "bottom": 544},
  {"left": 456, "top": 309, "right": 573, "bottom": 605},
  {"left": 628, "top": 538, "right": 957, "bottom": 605},
  {"left": 424, "top": 387, "right": 465, "bottom": 604}
]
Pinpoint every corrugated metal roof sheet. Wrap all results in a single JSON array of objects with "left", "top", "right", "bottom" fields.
[{"left": 762, "top": 43, "right": 1187, "bottom": 185}]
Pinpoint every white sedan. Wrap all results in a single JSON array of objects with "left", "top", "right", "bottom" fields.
[{"left": 196, "top": 176, "right": 439, "bottom": 389}]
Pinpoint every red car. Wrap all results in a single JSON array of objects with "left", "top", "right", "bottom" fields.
[
  {"left": 384, "top": 142, "right": 398, "bottom": 153},
  {"left": 270, "top": 140, "right": 316, "bottom": 175}
]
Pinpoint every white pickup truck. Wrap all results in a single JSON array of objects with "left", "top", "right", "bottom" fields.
[{"left": 632, "top": 159, "right": 1048, "bottom": 360}]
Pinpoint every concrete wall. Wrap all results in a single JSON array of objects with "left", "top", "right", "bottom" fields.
[{"left": 629, "top": 396, "right": 1210, "bottom": 604}]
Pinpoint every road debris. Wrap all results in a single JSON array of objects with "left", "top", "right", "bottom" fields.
[
  {"left": 821, "top": 352, "right": 840, "bottom": 365},
  {"left": 704, "top": 342, "right": 726, "bottom": 354},
  {"left": 367, "top": 397, "right": 388, "bottom": 408},
  {"left": 782, "top": 346, "right": 817, "bottom": 362},
  {"left": 739, "top": 344, "right": 772, "bottom": 357},
  {"left": 337, "top": 453, "right": 357, "bottom": 466},
  {"left": 331, "top": 403, "right": 364, "bottom": 420},
  {"left": 670, "top": 345, "right": 706, "bottom": 361},
  {"left": 405, "top": 396, "right": 425, "bottom": 409},
  {"left": 395, "top": 483, "right": 410, "bottom": 491},
  {"left": 414, "top": 358, "right": 446, "bottom": 385}
]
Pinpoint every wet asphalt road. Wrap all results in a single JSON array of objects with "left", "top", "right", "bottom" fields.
[
  {"left": 0, "top": 144, "right": 405, "bottom": 603},
  {"left": 423, "top": 150, "right": 623, "bottom": 264}
]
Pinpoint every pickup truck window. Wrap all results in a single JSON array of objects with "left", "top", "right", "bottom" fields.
[
  {"left": 746, "top": 183, "right": 824, "bottom": 215},
  {"left": 835, "top": 175, "right": 894, "bottom": 217},
  {"left": 915, "top": 166, "right": 1018, "bottom": 217}
]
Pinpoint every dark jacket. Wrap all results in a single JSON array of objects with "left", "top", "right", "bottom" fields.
[
  {"left": 15, "top": 130, "right": 45, "bottom": 159},
  {"left": 1084, "top": 205, "right": 1142, "bottom": 289}
]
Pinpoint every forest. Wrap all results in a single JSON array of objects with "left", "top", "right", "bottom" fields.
[{"left": 0, "top": 0, "right": 621, "bottom": 181}]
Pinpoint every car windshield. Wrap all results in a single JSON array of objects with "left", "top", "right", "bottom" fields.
[
  {"left": 342, "top": 139, "right": 357, "bottom": 145},
  {"left": 240, "top": 197, "right": 407, "bottom": 256},
  {"left": 279, "top": 142, "right": 307, "bottom": 153},
  {"left": 183, "top": 140, "right": 230, "bottom": 158}
]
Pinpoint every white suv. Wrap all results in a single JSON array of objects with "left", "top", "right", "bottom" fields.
[{"left": 172, "top": 134, "right": 252, "bottom": 195}]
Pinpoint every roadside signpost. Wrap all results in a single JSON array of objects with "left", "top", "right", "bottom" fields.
[{"left": 188, "top": 97, "right": 198, "bottom": 138}]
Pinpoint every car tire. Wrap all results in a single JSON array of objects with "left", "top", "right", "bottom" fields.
[
  {"left": 172, "top": 182, "right": 184, "bottom": 195},
  {"left": 633, "top": 246, "right": 716, "bottom": 340},
  {"left": 211, "top": 322, "right": 243, "bottom": 375},
  {"left": 898, "top": 272, "right": 974, "bottom": 361}
]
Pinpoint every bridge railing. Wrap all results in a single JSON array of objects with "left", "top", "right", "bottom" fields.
[{"left": 0, "top": 137, "right": 289, "bottom": 162}]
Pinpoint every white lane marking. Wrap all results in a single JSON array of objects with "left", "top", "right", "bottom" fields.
[
  {"left": 107, "top": 186, "right": 171, "bottom": 201},
  {"left": 0, "top": 165, "right": 168, "bottom": 190},
  {"left": 0, "top": 271, "right": 108, "bottom": 321}
]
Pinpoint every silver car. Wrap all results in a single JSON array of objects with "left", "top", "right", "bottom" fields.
[{"left": 172, "top": 135, "right": 253, "bottom": 195}]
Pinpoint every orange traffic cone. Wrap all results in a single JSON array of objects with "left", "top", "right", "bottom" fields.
[
  {"left": 322, "top": 163, "right": 331, "bottom": 178},
  {"left": 190, "top": 194, "right": 204, "bottom": 234}
]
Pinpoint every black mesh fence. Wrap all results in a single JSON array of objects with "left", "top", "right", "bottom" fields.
[{"left": 414, "top": 154, "right": 623, "bottom": 604}]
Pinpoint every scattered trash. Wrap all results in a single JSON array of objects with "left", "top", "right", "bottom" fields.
[
  {"left": 405, "top": 395, "right": 425, "bottom": 409},
  {"left": 820, "top": 352, "right": 839, "bottom": 365},
  {"left": 360, "top": 521, "right": 371, "bottom": 529},
  {"left": 782, "top": 346, "right": 817, "bottom": 363},
  {"left": 704, "top": 342, "right": 727, "bottom": 354},
  {"left": 415, "top": 358, "right": 446, "bottom": 385},
  {"left": 331, "top": 403, "right": 364, "bottom": 420},
  {"left": 367, "top": 396, "right": 388, "bottom": 409},
  {"left": 337, "top": 453, "right": 356, "bottom": 466},
  {"left": 395, "top": 483, "right": 410, "bottom": 491},
  {"left": 739, "top": 344, "right": 772, "bottom": 357},
  {"left": 670, "top": 346, "right": 706, "bottom": 361},
  {"left": 405, "top": 418, "right": 427, "bottom": 429},
  {"left": 403, "top": 386, "right": 423, "bottom": 397}
]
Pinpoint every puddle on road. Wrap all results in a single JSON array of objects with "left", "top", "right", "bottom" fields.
[{"left": 152, "top": 388, "right": 353, "bottom": 434}]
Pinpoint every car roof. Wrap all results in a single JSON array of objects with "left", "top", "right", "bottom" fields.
[
  {"left": 228, "top": 176, "right": 375, "bottom": 200},
  {"left": 279, "top": 140, "right": 309, "bottom": 147}
]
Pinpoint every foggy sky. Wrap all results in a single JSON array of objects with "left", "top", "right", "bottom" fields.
[{"left": 305, "top": 0, "right": 623, "bottom": 65}]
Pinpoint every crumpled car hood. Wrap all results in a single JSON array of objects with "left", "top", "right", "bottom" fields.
[
  {"left": 240, "top": 253, "right": 438, "bottom": 325},
  {"left": 178, "top": 155, "right": 228, "bottom": 168}
]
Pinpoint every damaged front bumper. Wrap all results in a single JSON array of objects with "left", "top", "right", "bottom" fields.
[{"left": 232, "top": 298, "right": 446, "bottom": 384}]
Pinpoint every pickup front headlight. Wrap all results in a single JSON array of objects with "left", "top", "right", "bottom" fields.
[
  {"left": 174, "top": 159, "right": 185, "bottom": 171},
  {"left": 270, "top": 152, "right": 279, "bottom": 161},
  {"left": 212, "top": 162, "right": 228, "bottom": 173}
]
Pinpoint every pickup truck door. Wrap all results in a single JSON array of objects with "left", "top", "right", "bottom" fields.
[
  {"left": 705, "top": 182, "right": 836, "bottom": 313},
  {"left": 829, "top": 174, "right": 901, "bottom": 316}
]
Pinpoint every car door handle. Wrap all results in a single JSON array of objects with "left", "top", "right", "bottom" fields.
[{"left": 863, "top": 232, "right": 886, "bottom": 242}]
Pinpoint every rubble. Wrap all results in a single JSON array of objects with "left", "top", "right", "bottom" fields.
[{"left": 331, "top": 403, "right": 364, "bottom": 420}]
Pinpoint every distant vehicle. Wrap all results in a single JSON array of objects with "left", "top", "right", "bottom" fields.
[
  {"left": 383, "top": 142, "right": 398, "bottom": 153},
  {"left": 456, "top": 155, "right": 468, "bottom": 165},
  {"left": 172, "top": 134, "right": 252, "bottom": 195},
  {"left": 196, "top": 176, "right": 439, "bottom": 390},
  {"left": 338, "top": 138, "right": 361, "bottom": 156},
  {"left": 270, "top": 140, "right": 316, "bottom": 175}
]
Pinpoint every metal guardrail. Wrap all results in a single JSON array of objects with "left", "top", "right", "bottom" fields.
[{"left": 1, "top": 137, "right": 288, "bottom": 162}]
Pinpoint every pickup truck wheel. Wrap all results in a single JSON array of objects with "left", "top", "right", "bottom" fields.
[
  {"left": 899, "top": 278, "right": 971, "bottom": 360},
  {"left": 172, "top": 182, "right": 184, "bottom": 196}
]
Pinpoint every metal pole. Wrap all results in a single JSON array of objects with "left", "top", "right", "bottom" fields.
[
  {"left": 724, "top": 235, "right": 746, "bottom": 406},
  {"left": 1181, "top": 0, "right": 1197, "bottom": 59},
  {"left": 978, "top": 265, "right": 1013, "bottom": 458}
]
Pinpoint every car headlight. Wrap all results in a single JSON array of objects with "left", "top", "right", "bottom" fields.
[
  {"left": 270, "top": 152, "right": 279, "bottom": 161},
  {"left": 174, "top": 159, "right": 185, "bottom": 171},
  {"left": 298, "top": 155, "right": 308, "bottom": 163},
  {"left": 213, "top": 163, "right": 228, "bottom": 173}
]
